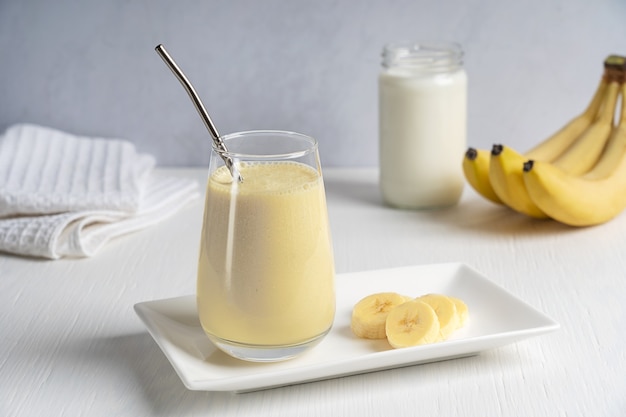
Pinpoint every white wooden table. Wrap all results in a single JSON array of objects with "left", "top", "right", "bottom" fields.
[{"left": 1, "top": 168, "right": 624, "bottom": 416}]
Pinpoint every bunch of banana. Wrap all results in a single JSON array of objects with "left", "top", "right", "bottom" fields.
[
  {"left": 523, "top": 80, "right": 626, "bottom": 226},
  {"left": 463, "top": 55, "right": 626, "bottom": 226}
]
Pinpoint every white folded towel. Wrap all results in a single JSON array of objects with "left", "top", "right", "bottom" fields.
[
  {"left": 0, "top": 124, "right": 155, "bottom": 217},
  {"left": 0, "top": 124, "right": 200, "bottom": 259}
]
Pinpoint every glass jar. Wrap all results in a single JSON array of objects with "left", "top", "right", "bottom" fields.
[{"left": 379, "top": 41, "right": 467, "bottom": 209}]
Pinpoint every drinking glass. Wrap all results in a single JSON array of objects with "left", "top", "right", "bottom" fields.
[{"left": 197, "top": 130, "right": 336, "bottom": 362}]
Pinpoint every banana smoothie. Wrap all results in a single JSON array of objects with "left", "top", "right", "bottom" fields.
[{"left": 197, "top": 161, "right": 336, "bottom": 349}]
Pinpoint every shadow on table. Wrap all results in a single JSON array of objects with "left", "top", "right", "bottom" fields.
[
  {"left": 323, "top": 174, "right": 582, "bottom": 237},
  {"left": 423, "top": 197, "right": 582, "bottom": 237}
]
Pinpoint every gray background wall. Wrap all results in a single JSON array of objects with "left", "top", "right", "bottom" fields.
[{"left": 1, "top": 0, "right": 625, "bottom": 167}]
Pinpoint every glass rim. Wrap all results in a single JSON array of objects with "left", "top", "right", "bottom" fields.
[{"left": 213, "top": 130, "right": 319, "bottom": 160}]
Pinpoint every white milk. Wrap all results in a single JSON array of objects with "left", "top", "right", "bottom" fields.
[{"left": 379, "top": 42, "right": 467, "bottom": 209}]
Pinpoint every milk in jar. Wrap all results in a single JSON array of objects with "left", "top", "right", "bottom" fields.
[{"left": 379, "top": 42, "right": 467, "bottom": 209}]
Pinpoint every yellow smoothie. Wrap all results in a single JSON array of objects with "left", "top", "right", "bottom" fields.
[{"left": 197, "top": 161, "right": 335, "bottom": 347}]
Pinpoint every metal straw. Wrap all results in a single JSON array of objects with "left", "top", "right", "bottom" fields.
[{"left": 155, "top": 44, "right": 242, "bottom": 182}]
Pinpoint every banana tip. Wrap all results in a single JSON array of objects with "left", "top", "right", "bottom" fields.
[
  {"left": 491, "top": 144, "right": 504, "bottom": 156},
  {"left": 465, "top": 148, "right": 478, "bottom": 160},
  {"left": 523, "top": 160, "right": 535, "bottom": 172}
]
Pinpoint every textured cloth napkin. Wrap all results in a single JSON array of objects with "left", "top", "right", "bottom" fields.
[{"left": 0, "top": 124, "right": 199, "bottom": 259}]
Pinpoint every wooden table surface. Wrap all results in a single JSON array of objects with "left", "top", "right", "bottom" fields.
[{"left": 1, "top": 168, "right": 624, "bottom": 416}]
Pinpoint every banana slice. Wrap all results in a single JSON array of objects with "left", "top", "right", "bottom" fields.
[
  {"left": 416, "top": 293, "right": 459, "bottom": 340},
  {"left": 448, "top": 296, "right": 469, "bottom": 328},
  {"left": 385, "top": 300, "right": 440, "bottom": 348},
  {"left": 351, "top": 292, "right": 408, "bottom": 339}
]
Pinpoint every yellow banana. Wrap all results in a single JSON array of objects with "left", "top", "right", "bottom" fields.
[
  {"left": 489, "top": 79, "right": 619, "bottom": 218},
  {"left": 350, "top": 292, "right": 408, "bottom": 339},
  {"left": 550, "top": 80, "right": 621, "bottom": 175},
  {"left": 352, "top": 292, "right": 470, "bottom": 348},
  {"left": 462, "top": 148, "right": 503, "bottom": 204},
  {"left": 525, "top": 77, "right": 608, "bottom": 161},
  {"left": 523, "top": 83, "right": 626, "bottom": 227},
  {"left": 385, "top": 300, "right": 440, "bottom": 348},
  {"left": 416, "top": 293, "right": 459, "bottom": 341},
  {"left": 489, "top": 144, "right": 550, "bottom": 218},
  {"left": 466, "top": 77, "right": 608, "bottom": 206},
  {"left": 528, "top": 56, "right": 624, "bottom": 166},
  {"left": 448, "top": 296, "right": 469, "bottom": 328},
  {"left": 584, "top": 128, "right": 625, "bottom": 180},
  {"left": 583, "top": 84, "right": 626, "bottom": 180}
]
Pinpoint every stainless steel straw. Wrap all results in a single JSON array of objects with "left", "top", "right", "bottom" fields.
[{"left": 155, "top": 44, "right": 242, "bottom": 182}]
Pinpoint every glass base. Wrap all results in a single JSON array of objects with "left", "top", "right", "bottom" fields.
[
  {"left": 207, "top": 328, "right": 331, "bottom": 362},
  {"left": 379, "top": 181, "right": 463, "bottom": 210}
]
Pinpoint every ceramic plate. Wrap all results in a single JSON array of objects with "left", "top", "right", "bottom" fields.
[{"left": 134, "top": 263, "right": 559, "bottom": 392}]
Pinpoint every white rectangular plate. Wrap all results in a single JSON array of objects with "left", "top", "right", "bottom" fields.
[{"left": 134, "top": 263, "right": 559, "bottom": 392}]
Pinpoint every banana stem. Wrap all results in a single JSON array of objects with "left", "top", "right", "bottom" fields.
[{"left": 605, "top": 55, "right": 626, "bottom": 83}]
